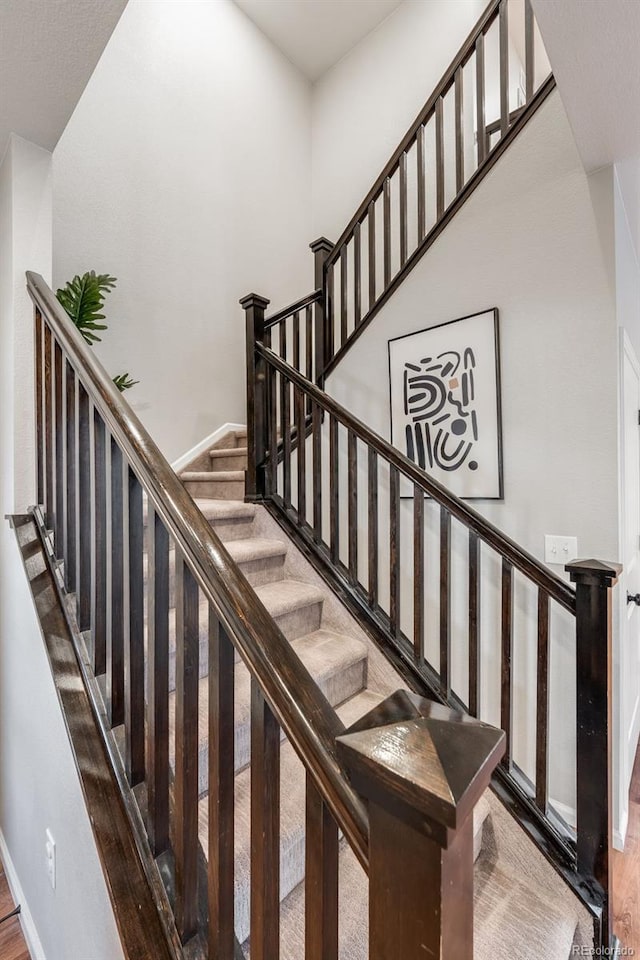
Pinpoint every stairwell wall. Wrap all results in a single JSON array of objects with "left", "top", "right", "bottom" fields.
[
  {"left": 323, "top": 91, "right": 619, "bottom": 821},
  {"left": 53, "top": 0, "right": 313, "bottom": 462}
]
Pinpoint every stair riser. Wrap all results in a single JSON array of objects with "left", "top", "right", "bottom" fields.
[
  {"left": 210, "top": 517, "right": 255, "bottom": 542},
  {"left": 209, "top": 453, "right": 248, "bottom": 471},
  {"left": 183, "top": 479, "right": 245, "bottom": 500},
  {"left": 272, "top": 601, "right": 322, "bottom": 643}
]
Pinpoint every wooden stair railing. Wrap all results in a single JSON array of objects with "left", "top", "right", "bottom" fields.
[
  {"left": 257, "top": 0, "right": 555, "bottom": 387},
  {"left": 25, "top": 269, "right": 506, "bottom": 960},
  {"left": 242, "top": 306, "right": 621, "bottom": 955}
]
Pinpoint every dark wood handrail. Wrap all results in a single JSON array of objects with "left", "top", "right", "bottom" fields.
[
  {"left": 326, "top": 0, "right": 501, "bottom": 263},
  {"left": 257, "top": 342, "right": 576, "bottom": 614},
  {"left": 26, "top": 271, "right": 369, "bottom": 871},
  {"left": 265, "top": 289, "right": 321, "bottom": 329}
]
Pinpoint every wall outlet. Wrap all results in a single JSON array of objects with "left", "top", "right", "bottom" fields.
[
  {"left": 544, "top": 535, "right": 578, "bottom": 565},
  {"left": 45, "top": 829, "right": 56, "bottom": 890}
]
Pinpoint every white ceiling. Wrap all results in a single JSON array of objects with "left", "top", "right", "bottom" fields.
[
  {"left": 234, "top": 0, "right": 402, "bottom": 81},
  {"left": 0, "top": 0, "right": 128, "bottom": 160},
  {"left": 530, "top": 0, "right": 640, "bottom": 172}
]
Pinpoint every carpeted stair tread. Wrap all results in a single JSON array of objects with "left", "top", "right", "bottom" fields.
[
  {"left": 193, "top": 498, "right": 255, "bottom": 521},
  {"left": 224, "top": 538, "right": 288, "bottom": 564},
  {"left": 172, "top": 631, "right": 368, "bottom": 794},
  {"left": 210, "top": 446, "right": 248, "bottom": 460},
  {"left": 254, "top": 580, "right": 324, "bottom": 619},
  {"left": 260, "top": 814, "right": 577, "bottom": 960},
  {"left": 181, "top": 470, "right": 245, "bottom": 482}
]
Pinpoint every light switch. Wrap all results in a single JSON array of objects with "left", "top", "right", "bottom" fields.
[{"left": 545, "top": 535, "right": 578, "bottom": 565}]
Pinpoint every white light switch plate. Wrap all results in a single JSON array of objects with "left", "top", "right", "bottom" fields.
[{"left": 545, "top": 535, "right": 578, "bottom": 565}]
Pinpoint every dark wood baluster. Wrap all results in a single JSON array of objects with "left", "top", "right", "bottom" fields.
[
  {"left": 174, "top": 553, "right": 200, "bottom": 942},
  {"left": 64, "top": 361, "right": 76, "bottom": 592},
  {"left": 501, "top": 558, "right": 513, "bottom": 769},
  {"left": 251, "top": 680, "right": 280, "bottom": 960},
  {"left": 92, "top": 411, "right": 107, "bottom": 675},
  {"left": 468, "top": 531, "right": 481, "bottom": 716},
  {"left": 440, "top": 507, "right": 451, "bottom": 698},
  {"left": 368, "top": 199, "right": 376, "bottom": 309},
  {"left": 305, "top": 774, "right": 338, "bottom": 960},
  {"left": 535, "top": 589, "right": 549, "bottom": 812},
  {"left": 293, "top": 310, "right": 300, "bottom": 373},
  {"left": 283, "top": 376, "right": 292, "bottom": 508},
  {"left": 390, "top": 465, "right": 400, "bottom": 639},
  {"left": 435, "top": 96, "right": 445, "bottom": 218},
  {"left": 43, "top": 322, "right": 53, "bottom": 531},
  {"left": 326, "top": 262, "right": 335, "bottom": 363},
  {"left": 125, "top": 467, "right": 145, "bottom": 785},
  {"left": 269, "top": 366, "right": 278, "bottom": 497},
  {"left": 147, "top": 505, "right": 170, "bottom": 855},
  {"left": 106, "top": 437, "right": 125, "bottom": 727},
  {"left": 455, "top": 66, "right": 464, "bottom": 192},
  {"left": 242, "top": 293, "right": 270, "bottom": 502},
  {"left": 354, "top": 221, "right": 361, "bottom": 327},
  {"left": 348, "top": 430, "right": 358, "bottom": 585},
  {"left": 525, "top": 0, "right": 535, "bottom": 102},
  {"left": 107, "top": 438, "right": 125, "bottom": 727},
  {"left": 499, "top": 0, "right": 509, "bottom": 137},
  {"left": 54, "top": 342, "right": 64, "bottom": 557},
  {"left": 368, "top": 447, "right": 378, "bottom": 610},
  {"left": 77, "top": 382, "right": 91, "bottom": 632},
  {"left": 417, "top": 124, "right": 426, "bottom": 242},
  {"left": 399, "top": 151, "right": 408, "bottom": 266},
  {"left": 312, "top": 401, "right": 322, "bottom": 543},
  {"left": 35, "top": 310, "right": 44, "bottom": 506},
  {"left": 476, "top": 32, "right": 486, "bottom": 164},
  {"left": 295, "top": 385, "right": 306, "bottom": 525},
  {"left": 383, "top": 178, "right": 391, "bottom": 286},
  {"left": 413, "top": 485, "right": 424, "bottom": 662},
  {"left": 280, "top": 324, "right": 291, "bottom": 507},
  {"left": 340, "top": 245, "right": 348, "bottom": 346},
  {"left": 329, "top": 415, "right": 339, "bottom": 565},
  {"left": 208, "top": 612, "right": 235, "bottom": 958},
  {"left": 305, "top": 304, "right": 313, "bottom": 383}
]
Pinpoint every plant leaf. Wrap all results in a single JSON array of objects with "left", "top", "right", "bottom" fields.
[
  {"left": 113, "top": 373, "right": 139, "bottom": 392},
  {"left": 56, "top": 271, "right": 117, "bottom": 345}
]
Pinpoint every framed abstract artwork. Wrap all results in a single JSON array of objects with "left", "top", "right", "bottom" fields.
[{"left": 388, "top": 309, "right": 503, "bottom": 500}]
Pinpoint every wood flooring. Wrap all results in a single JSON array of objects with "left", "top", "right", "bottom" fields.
[
  {"left": 614, "top": 745, "right": 640, "bottom": 953},
  {"left": 0, "top": 860, "right": 30, "bottom": 960}
]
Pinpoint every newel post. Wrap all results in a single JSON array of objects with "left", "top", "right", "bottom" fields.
[
  {"left": 337, "top": 690, "right": 505, "bottom": 960},
  {"left": 240, "top": 293, "right": 270, "bottom": 502},
  {"left": 566, "top": 558, "right": 622, "bottom": 950},
  {"left": 310, "top": 237, "right": 333, "bottom": 385}
]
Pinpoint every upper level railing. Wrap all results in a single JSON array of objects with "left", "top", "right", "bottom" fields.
[
  {"left": 242, "top": 292, "right": 621, "bottom": 954},
  {"left": 315, "top": 0, "right": 555, "bottom": 377},
  {"left": 28, "top": 270, "right": 506, "bottom": 960}
]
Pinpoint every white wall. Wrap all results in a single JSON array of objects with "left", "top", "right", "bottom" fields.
[
  {"left": 0, "top": 135, "right": 124, "bottom": 960},
  {"left": 324, "top": 92, "right": 619, "bottom": 816},
  {"left": 311, "top": 0, "right": 488, "bottom": 240},
  {"left": 53, "top": 0, "right": 313, "bottom": 462}
]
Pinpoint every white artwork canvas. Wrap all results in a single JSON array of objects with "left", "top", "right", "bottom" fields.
[{"left": 388, "top": 309, "right": 503, "bottom": 499}]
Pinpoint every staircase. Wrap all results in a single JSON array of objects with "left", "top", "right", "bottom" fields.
[{"left": 174, "top": 428, "right": 591, "bottom": 957}]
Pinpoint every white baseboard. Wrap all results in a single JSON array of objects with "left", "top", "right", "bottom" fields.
[
  {"left": 0, "top": 829, "right": 46, "bottom": 960},
  {"left": 614, "top": 807, "right": 629, "bottom": 852},
  {"left": 171, "top": 422, "right": 245, "bottom": 473}
]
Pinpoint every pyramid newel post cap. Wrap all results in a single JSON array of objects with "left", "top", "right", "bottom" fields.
[
  {"left": 336, "top": 690, "right": 505, "bottom": 848},
  {"left": 309, "top": 236, "right": 334, "bottom": 254},
  {"left": 239, "top": 293, "right": 270, "bottom": 311},
  {"left": 565, "top": 558, "right": 622, "bottom": 588}
]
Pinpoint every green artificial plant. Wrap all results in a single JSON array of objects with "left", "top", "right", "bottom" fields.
[{"left": 56, "top": 271, "right": 139, "bottom": 392}]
